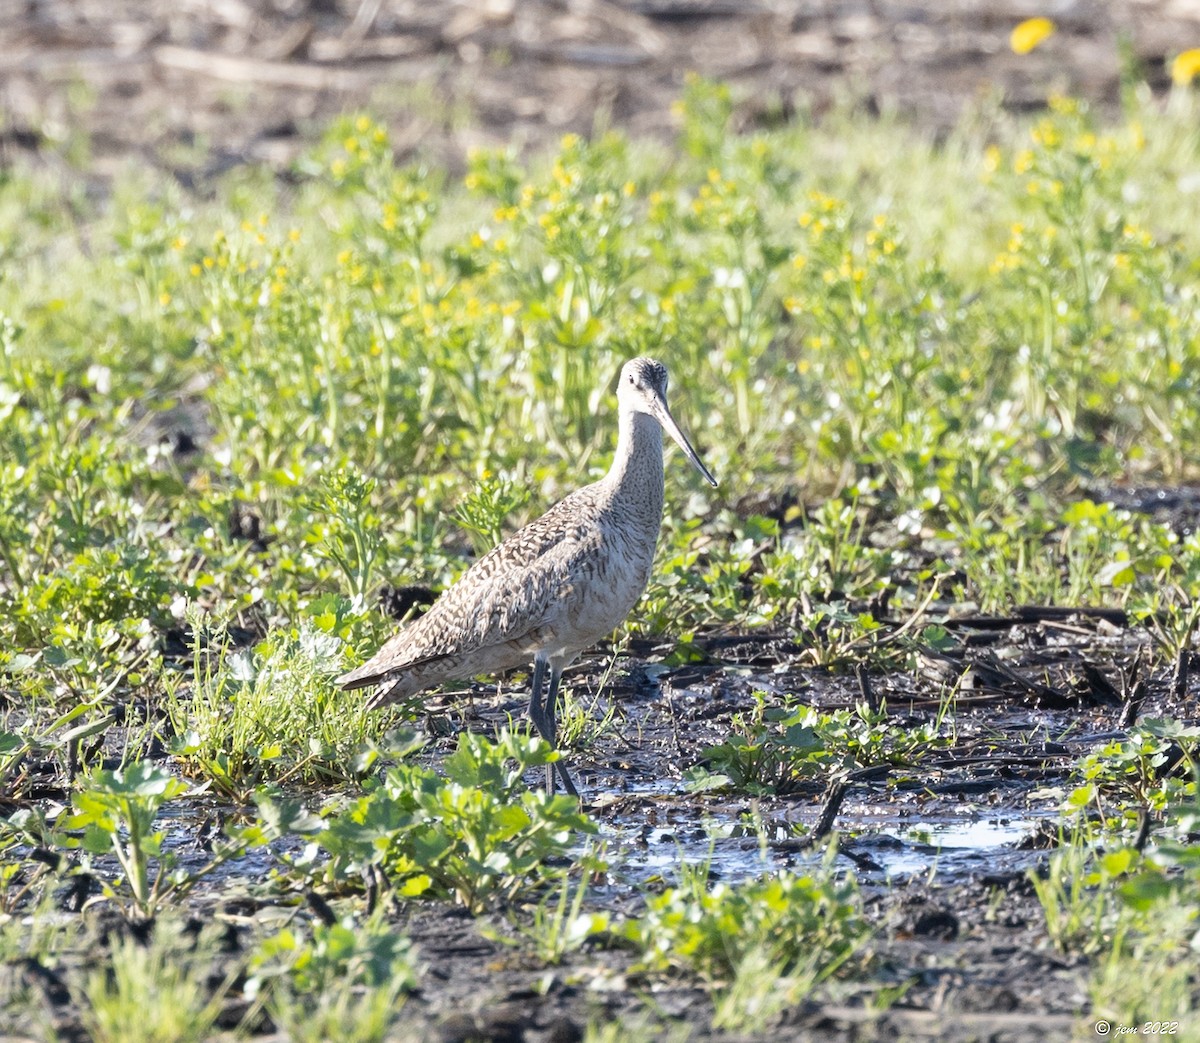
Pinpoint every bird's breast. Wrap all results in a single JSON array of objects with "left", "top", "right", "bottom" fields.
[{"left": 545, "top": 518, "right": 656, "bottom": 650}]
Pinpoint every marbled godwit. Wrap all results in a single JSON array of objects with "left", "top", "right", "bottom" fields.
[{"left": 337, "top": 357, "right": 718, "bottom": 796}]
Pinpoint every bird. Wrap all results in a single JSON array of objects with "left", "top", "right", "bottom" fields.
[{"left": 336, "top": 357, "right": 718, "bottom": 797}]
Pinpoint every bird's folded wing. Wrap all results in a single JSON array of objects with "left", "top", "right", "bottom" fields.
[{"left": 338, "top": 501, "right": 598, "bottom": 687}]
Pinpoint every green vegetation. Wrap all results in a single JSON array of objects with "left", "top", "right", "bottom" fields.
[
  {"left": 693, "top": 694, "right": 953, "bottom": 795},
  {"left": 5, "top": 89, "right": 1200, "bottom": 714},
  {"left": 2, "top": 63, "right": 1200, "bottom": 1040},
  {"left": 1065, "top": 717, "right": 1199, "bottom": 825},
  {"left": 245, "top": 910, "right": 419, "bottom": 1043},
  {"left": 1032, "top": 793, "right": 1200, "bottom": 1026},
  {"left": 303, "top": 729, "right": 596, "bottom": 912},
  {"left": 620, "top": 855, "right": 867, "bottom": 1031},
  {"left": 80, "top": 919, "right": 235, "bottom": 1043}
]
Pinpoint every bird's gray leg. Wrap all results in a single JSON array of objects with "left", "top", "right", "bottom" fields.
[
  {"left": 524, "top": 656, "right": 579, "bottom": 798},
  {"left": 526, "top": 656, "right": 552, "bottom": 744},
  {"left": 542, "top": 666, "right": 579, "bottom": 798}
]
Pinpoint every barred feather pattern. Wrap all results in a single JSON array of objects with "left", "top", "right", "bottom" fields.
[{"left": 336, "top": 357, "right": 687, "bottom": 710}]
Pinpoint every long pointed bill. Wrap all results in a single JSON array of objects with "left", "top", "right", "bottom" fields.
[{"left": 652, "top": 396, "right": 719, "bottom": 488}]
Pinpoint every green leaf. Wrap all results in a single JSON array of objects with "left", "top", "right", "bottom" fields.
[
  {"left": 398, "top": 874, "right": 433, "bottom": 897},
  {"left": 1100, "top": 847, "right": 1135, "bottom": 876}
]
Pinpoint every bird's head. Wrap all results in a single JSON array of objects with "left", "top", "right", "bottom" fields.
[{"left": 617, "top": 357, "right": 718, "bottom": 488}]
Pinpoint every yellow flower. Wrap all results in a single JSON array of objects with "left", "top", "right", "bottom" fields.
[
  {"left": 1073, "top": 131, "right": 1096, "bottom": 153},
  {"left": 355, "top": 115, "right": 372, "bottom": 133},
  {"left": 1031, "top": 120, "right": 1060, "bottom": 148},
  {"left": 1011, "top": 17, "right": 1055, "bottom": 55},
  {"left": 158, "top": 292, "right": 171, "bottom": 307},
  {"left": 1172, "top": 49, "right": 1200, "bottom": 85}
]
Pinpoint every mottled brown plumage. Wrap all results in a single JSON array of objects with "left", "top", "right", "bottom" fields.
[{"left": 337, "top": 358, "right": 718, "bottom": 796}]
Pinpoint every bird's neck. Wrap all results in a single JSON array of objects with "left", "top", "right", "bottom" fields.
[{"left": 606, "top": 410, "right": 665, "bottom": 509}]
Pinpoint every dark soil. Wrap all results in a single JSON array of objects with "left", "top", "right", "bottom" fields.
[
  {"left": 346, "top": 604, "right": 1188, "bottom": 1041},
  {"left": 9, "top": 602, "right": 1192, "bottom": 1041},
  {"left": 5, "top": 0, "right": 1200, "bottom": 188}
]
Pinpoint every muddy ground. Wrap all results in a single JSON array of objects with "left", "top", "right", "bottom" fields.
[
  {"left": 387, "top": 608, "right": 1169, "bottom": 1041},
  {"left": 5, "top": 0, "right": 1200, "bottom": 187},
  {"left": 10, "top": 595, "right": 1194, "bottom": 1041}
]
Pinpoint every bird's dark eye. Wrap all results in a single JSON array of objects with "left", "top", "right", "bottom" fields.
[{"left": 628, "top": 374, "right": 635, "bottom": 384}]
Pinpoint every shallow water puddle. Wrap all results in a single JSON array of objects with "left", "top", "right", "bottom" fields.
[
  {"left": 591, "top": 784, "right": 1042, "bottom": 886},
  {"left": 851, "top": 815, "right": 1039, "bottom": 879}
]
